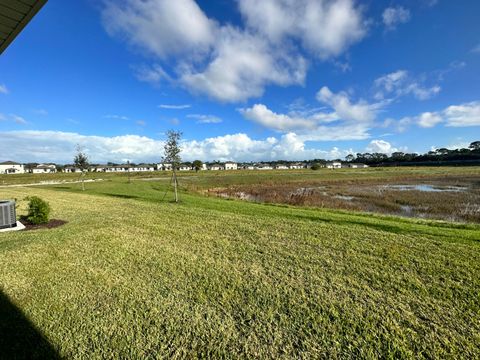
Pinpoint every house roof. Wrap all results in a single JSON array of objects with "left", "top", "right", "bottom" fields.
[
  {"left": 0, "top": 0, "right": 47, "bottom": 54},
  {"left": 0, "top": 160, "right": 21, "bottom": 165}
]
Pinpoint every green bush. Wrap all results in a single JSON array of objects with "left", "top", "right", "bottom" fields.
[
  {"left": 26, "top": 196, "right": 51, "bottom": 225},
  {"left": 311, "top": 163, "right": 321, "bottom": 170}
]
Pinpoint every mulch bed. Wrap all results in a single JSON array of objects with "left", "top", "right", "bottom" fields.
[{"left": 20, "top": 219, "right": 67, "bottom": 231}]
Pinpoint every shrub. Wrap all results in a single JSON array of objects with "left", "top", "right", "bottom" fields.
[
  {"left": 25, "top": 196, "right": 51, "bottom": 225},
  {"left": 311, "top": 163, "right": 321, "bottom": 170}
]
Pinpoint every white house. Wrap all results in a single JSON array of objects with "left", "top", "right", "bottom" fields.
[
  {"left": 243, "top": 165, "right": 255, "bottom": 170},
  {"left": 130, "top": 165, "right": 156, "bottom": 172},
  {"left": 289, "top": 163, "right": 304, "bottom": 170},
  {"left": 105, "top": 165, "right": 129, "bottom": 172},
  {"left": 64, "top": 166, "right": 82, "bottom": 173},
  {"left": 32, "top": 164, "right": 57, "bottom": 174},
  {"left": 349, "top": 163, "right": 369, "bottom": 168},
  {"left": 208, "top": 164, "right": 224, "bottom": 171},
  {"left": 178, "top": 164, "right": 192, "bottom": 171},
  {"left": 0, "top": 161, "right": 25, "bottom": 174},
  {"left": 275, "top": 164, "right": 289, "bottom": 170},
  {"left": 257, "top": 164, "right": 273, "bottom": 170},
  {"left": 224, "top": 161, "right": 238, "bottom": 170},
  {"left": 326, "top": 161, "right": 342, "bottom": 169},
  {"left": 158, "top": 163, "right": 172, "bottom": 171}
]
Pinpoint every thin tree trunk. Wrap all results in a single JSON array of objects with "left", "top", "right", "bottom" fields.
[{"left": 173, "top": 169, "right": 178, "bottom": 202}]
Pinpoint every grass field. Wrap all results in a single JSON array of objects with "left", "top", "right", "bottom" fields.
[{"left": 1, "top": 168, "right": 479, "bottom": 358}]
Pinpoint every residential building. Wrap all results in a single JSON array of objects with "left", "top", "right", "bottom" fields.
[
  {"left": 208, "top": 164, "right": 224, "bottom": 171},
  {"left": 0, "top": 161, "right": 25, "bottom": 174},
  {"left": 326, "top": 161, "right": 342, "bottom": 169},
  {"left": 32, "top": 164, "right": 57, "bottom": 173},
  {"left": 275, "top": 164, "right": 289, "bottom": 170},
  {"left": 64, "top": 167, "right": 82, "bottom": 173},
  {"left": 178, "top": 164, "right": 192, "bottom": 171},
  {"left": 158, "top": 163, "right": 172, "bottom": 171},
  {"left": 224, "top": 161, "right": 238, "bottom": 170},
  {"left": 289, "top": 163, "right": 304, "bottom": 169}
]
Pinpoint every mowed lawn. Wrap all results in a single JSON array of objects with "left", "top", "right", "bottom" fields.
[{"left": 0, "top": 178, "right": 479, "bottom": 358}]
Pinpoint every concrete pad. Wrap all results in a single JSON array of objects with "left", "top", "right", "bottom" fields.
[{"left": 0, "top": 221, "right": 26, "bottom": 232}]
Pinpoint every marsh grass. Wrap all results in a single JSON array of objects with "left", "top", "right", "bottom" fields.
[{"left": 208, "top": 171, "right": 480, "bottom": 223}]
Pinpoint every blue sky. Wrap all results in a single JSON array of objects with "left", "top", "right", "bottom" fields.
[{"left": 1, "top": 0, "right": 479, "bottom": 163}]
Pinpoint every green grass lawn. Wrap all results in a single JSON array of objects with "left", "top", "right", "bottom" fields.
[{"left": 0, "top": 171, "right": 479, "bottom": 358}]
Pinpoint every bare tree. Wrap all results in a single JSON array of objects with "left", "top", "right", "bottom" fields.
[
  {"left": 74, "top": 145, "right": 89, "bottom": 191},
  {"left": 163, "top": 130, "right": 182, "bottom": 202}
]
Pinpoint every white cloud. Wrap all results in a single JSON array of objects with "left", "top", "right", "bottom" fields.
[
  {"left": 240, "top": 87, "right": 383, "bottom": 141},
  {"left": 0, "top": 130, "right": 357, "bottom": 163},
  {"left": 0, "top": 84, "right": 8, "bottom": 94},
  {"left": 102, "top": 0, "right": 215, "bottom": 59},
  {"left": 187, "top": 114, "right": 222, "bottom": 124},
  {"left": 238, "top": 0, "right": 367, "bottom": 59},
  {"left": 366, "top": 139, "right": 398, "bottom": 154},
  {"left": 11, "top": 115, "right": 28, "bottom": 125},
  {"left": 472, "top": 44, "right": 480, "bottom": 53},
  {"left": 102, "top": 0, "right": 367, "bottom": 102},
  {"left": 443, "top": 102, "right": 480, "bottom": 127},
  {"left": 136, "top": 120, "right": 146, "bottom": 126},
  {"left": 417, "top": 112, "right": 442, "bottom": 128},
  {"left": 104, "top": 114, "right": 129, "bottom": 120},
  {"left": 374, "top": 70, "right": 441, "bottom": 100},
  {"left": 158, "top": 104, "right": 191, "bottom": 110},
  {"left": 180, "top": 27, "right": 307, "bottom": 102},
  {"left": 387, "top": 101, "right": 480, "bottom": 130},
  {"left": 0, "top": 114, "right": 29, "bottom": 125},
  {"left": 317, "top": 86, "right": 381, "bottom": 122},
  {"left": 135, "top": 64, "right": 171, "bottom": 85},
  {"left": 382, "top": 6, "right": 411, "bottom": 30},
  {"left": 240, "top": 104, "right": 318, "bottom": 132}
]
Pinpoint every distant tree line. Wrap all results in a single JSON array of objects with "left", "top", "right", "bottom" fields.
[{"left": 350, "top": 141, "right": 480, "bottom": 166}]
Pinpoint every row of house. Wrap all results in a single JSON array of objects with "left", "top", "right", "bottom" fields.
[
  {"left": 0, "top": 162, "right": 57, "bottom": 174},
  {"left": 0, "top": 160, "right": 368, "bottom": 175}
]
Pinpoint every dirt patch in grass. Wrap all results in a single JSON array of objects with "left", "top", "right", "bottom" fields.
[{"left": 21, "top": 219, "right": 67, "bottom": 231}]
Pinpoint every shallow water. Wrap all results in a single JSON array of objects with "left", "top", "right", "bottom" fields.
[{"left": 382, "top": 184, "right": 467, "bottom": 192}]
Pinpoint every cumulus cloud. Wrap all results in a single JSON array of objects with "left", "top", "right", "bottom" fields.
[
  {"left": 388, "top": 101, "right": 480, "bottom": 130},
  {"left": 240, "top": 87, "right": 383, "bottom": 141},
  {"left": 443, "top": 102, "right": 480, "bottom": 127},
  {"left": 186, "top": 114, "right": 222, "bottom": 124},
  {"left": 0, "top": 84, "right": 8, "bottom": 94},
  {"left": 240, "top": 104, "right": 318, "bottom": 132},
  {"left": 102, "top": 0, "right": 215, "bottom": 59},
  {"left": 101, "top": 0, "right": 367, "bottom": 102},
  {"left": 0, "top": 130, "right": 355, "bottom": 163},
  {"left": 417, "top": 112, "right": 443, "bottom": 128},
  {"left": 366, "top": 139, "right": 398, "bottom": 154},
  {"left": 238, "top": 0, "right": 366, "bottom": 59},
  {"left": 374, "top": 70, "right": 441, "bottom": 100},
  {"left": 316, "top": 86, "right": 381, "bottom": 122},
  {"left": 382, "top": 6, "right": 411, "bottom": 30},
  {"left": 180, "top": 27, "right": 307, "bottom": 102}
]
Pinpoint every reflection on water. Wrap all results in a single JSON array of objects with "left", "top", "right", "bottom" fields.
[{"left": 381, "top": 184, "right": 467, "bottom": 192}]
